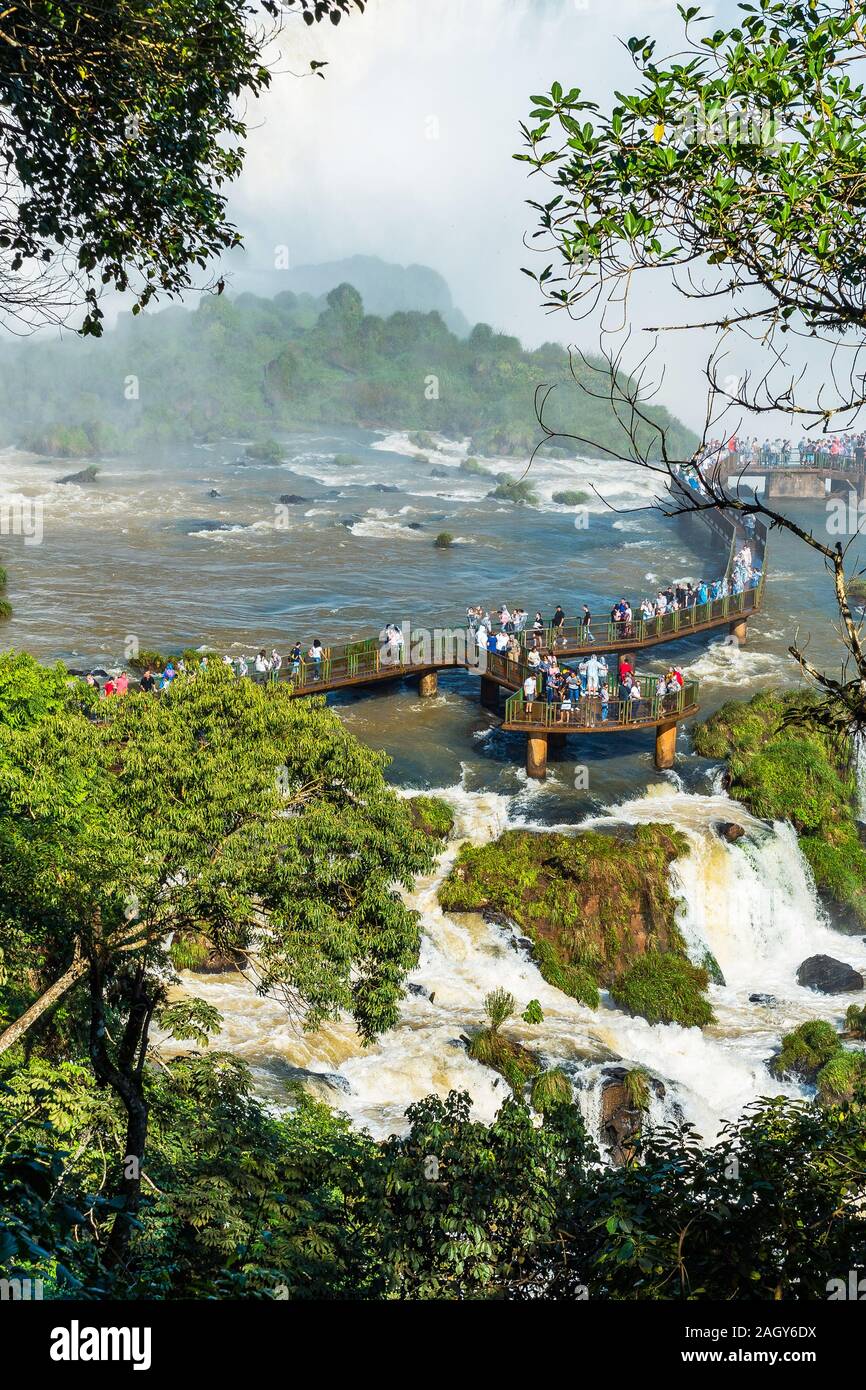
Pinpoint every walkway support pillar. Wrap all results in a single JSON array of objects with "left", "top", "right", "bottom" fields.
[
  {"left": 480, "top": 676, "right": 500, "bottom": 710},
  {"left": 729, "top": 616, "right": 748, "bottom": 645},
  {"left": 418, "top": 671, "right": 438, "bottom": 697},
  {"left": 526, "top": 733, "right": 548, "bottom": 780},
  {"left": 655, "top": 720, "right": 678, "bottom": 771}
]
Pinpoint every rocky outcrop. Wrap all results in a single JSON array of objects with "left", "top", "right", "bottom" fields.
[
  {"left": 796, "top": 954, "right": 864, "bottom": 994},
  {"left": 56, "top": 465, "right": 99, "bottom": 485},
  {"left": 438, "top": 825, "right": 714, "bottom": 1026},
  {"left": 279, "top": 493, "right": 308, "bottom": 505},
  {"left": 715, "top": 821, "right": 746, "bottom": 842},
  {"left": 695, "top": 690, "right": 866, "bottom": 932},
  {"left": 600, "top": 1066, "right": 665, "bottom": 1165}
]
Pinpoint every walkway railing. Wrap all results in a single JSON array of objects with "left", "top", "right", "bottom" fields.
[
  {"left": 516, "top": 579, "right": 762, "bottom": 655},
  {"left": 503, "top": 677, "right": 700, "bottom": 731}
]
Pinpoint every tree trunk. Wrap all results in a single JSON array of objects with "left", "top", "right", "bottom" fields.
[
  {"left": 88, "top": 960, "right": 153, "bottom": 1268},
  {"left": 0, "top": 947, "right": 86, "bottom": 1055}
]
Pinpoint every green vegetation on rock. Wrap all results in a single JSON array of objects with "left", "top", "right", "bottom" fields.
[
  {"left": 623, "top": 1067, "right": 652, "bottom": 1112},
  {"left": 530, "top": 1067, "right": 572, "bottom": 1113},
  {"left": 552, "top": 489, "right": 589, "bottom": 506},
  {"left": 489, "top": 478, "right": 538, "bottom": 505},
  {"left": 438, "top": 825, "right": 709, "bottom": 1025},
  {"left": 610, "top": 953, "right": 715, "bottom": 1029},
  {"left": 466, "top": 988, "right": 540, "bottom": 1094},
  {"left": 244, "top": 437, "right": 284, "bottom": 463},
  {"left": 770, "top": 1019, "right": 866, "bottom": 1105},
  {"left": 770, "top": 1020, "right": 842, "bottom": 1085},
  {"left": 694, "top": 690, "right": 866, "bottom": 929},
  {"left": 844, "top": 1004, "right": 866, "bottom": 1039},
  {"left": 434, "top": 532, "right": 454, "bottom": 548},
  {"left": 405, "top": 795, "right": 455, "bottom": 840}
]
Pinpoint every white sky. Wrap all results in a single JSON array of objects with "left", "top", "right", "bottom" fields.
[{"left": 224, "top": 0, "right": 752, "bottom": 432}]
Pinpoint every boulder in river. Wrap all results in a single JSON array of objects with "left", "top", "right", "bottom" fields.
[
  {"left": 796, "top": 954, "right": 864, "bottom": 994},
  {"left": 714, "top": 821, "right": 746, "bottom": 842},
  {"left": 369, "top": 483, "right": 400, "bottom": 493},
  {"left": 279, "top": 494, "right": 308, "bottom": 505},
  {"left": 207, "top": 488, "right": 221, "bottom": 498},
  {"left": 749, "top": 992, "right": 778, "bottom": 1006},
  {"left": 56, "top": 465, "right": 99, "bottom": 485},
  {"left": 600, "top": 1066, "right": 665, "bottom": 1166}
]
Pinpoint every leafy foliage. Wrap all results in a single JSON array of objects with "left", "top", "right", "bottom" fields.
[
  {"left": 695, "top": 690, "right": 866, "bottom": 927},
  {"left": 611, "top": 953, "right": 715, "bottom": 1029}
]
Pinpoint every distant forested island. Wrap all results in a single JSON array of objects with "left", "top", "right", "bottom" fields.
[{"left": 0, "top": 271, "right": 696, "bottom": 461}]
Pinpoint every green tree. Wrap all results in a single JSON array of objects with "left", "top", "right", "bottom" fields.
[
  {"left": 0, "top": 663, "right": 432, "bottom": 1262},
  {"left": 0, "top": 1, "right": 364, "bottom": 334},
  {"left": 517, "top": 0, "right": 866, "bottom": 736}
]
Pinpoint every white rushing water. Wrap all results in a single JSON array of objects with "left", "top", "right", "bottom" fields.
[{"left": 178, "top": 782, "right": 866, "bottom": 1145}]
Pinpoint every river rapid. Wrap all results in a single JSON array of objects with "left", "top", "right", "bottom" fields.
[{"left": 2, "top": 426, "right": 864, "bottom": 1142}]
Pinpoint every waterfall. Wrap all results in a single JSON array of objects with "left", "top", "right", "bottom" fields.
[{"left": 176, "top": 784, "right": 866, "bottom": 1146}]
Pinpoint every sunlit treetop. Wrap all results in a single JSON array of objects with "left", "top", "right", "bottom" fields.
[{"left": 0, "top": 0, "right": 364, "bottom": 336}]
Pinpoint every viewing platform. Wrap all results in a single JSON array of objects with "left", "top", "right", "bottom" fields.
[{"left": 266, "top": 502, "right": 764, "bottom": 780}]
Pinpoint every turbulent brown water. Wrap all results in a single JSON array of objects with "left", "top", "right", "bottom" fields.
[{"left": 3, "top": 427, "right": 865, "bottom": 1141}]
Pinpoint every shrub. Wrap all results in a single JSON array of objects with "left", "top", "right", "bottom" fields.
[
  {"left": 467, "top": 1028, "right": 539, "bottom": 1093},
  {"left": 459, "top": 456, "right": 489, "bottom": 476},
  {"left": 128, "top": 648, "right": 167, "bottom": 673},
  {"left": 530, "top": 1068, "right": 571, "bottom": 1113},
  {"left": 816, "top": 1050, "right": 866, "bottom": 1106},
  {"left": 434, "top": 532, "right": 454, "bottom": 548},
  {"left": 489, "top": 478, "right": 538, "bottom": 505},
  {"left": 844, "top": 1004, "right": 866, "bottom": 1038},
  {"left": 521, "top": 999, "right": 544, "bottom": 1025},
  {"left": 483, "top": 988, "right": 516, "bottom": 1033},
  {"left": 770, "top": 1020, "right": 842, "bottom": 1084},
  {"left": 245, "top": 437, "right": 284, "bottom": 463},
  {"left": 623, "top": 1067, "right": 651, "bottom": 1112},
  {"left": 552, "top": 489, "right": 589, "bottom": 506},
  {"left": 406, "top": 795, "right": 455, "bottom": 840},
  {"left": 0, "top": 599, "right": 11, "bottom": 620},
  {"left": 408, "top": 431, "right": 436, "bottom": 451},
  {"left": 611, "top": 953, "right": 715, "bottom": 1028},
  {"left": 332, "top": 453, "right": 361, "bottom": 467}
]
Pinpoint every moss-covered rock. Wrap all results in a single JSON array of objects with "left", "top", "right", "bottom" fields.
[
  {"left": 694, "top": 690, "right": 866, "bottom": 930},
  {"left": 406, "top": 794, "right": 455, "bottom": 840},
  {"left": 611, "top": 953, "right": 715, "bottom": 1028},
  {"left": 816, "top": 1049, "right": 866, "bottom": 1105},
  {"left": 467, "top": 1028, "right": 540, "bottom": 1093},
  {"left": 769, "top": 1020, "right": 843, "bottom": 1085},
  {"left": 438, "top": 825, "right": 710, "bottom": 1024}
]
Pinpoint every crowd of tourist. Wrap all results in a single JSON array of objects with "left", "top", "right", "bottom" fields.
[
  {"left": 464, "top": 545, "right": 761, "bottom": 659},
  {"left": 698, "top": 433, "right": 866, "bottom": 470},
  {"left": 518, "top": 648, "right": 687, "bottom": 724}
]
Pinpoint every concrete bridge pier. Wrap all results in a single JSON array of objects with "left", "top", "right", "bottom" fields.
[
  {"left": 654, "top": 719, "right": 678, "bottom": 770},
  {"left": 729, "top": 615, "right": 748, "bottom": 645},
  {"left": 526, "top": 732, "right": 548, "bottom": 779},
  {"left": 418, "top": 671, "right": 438, "bottom": 697},
  {"left": 480, "top": 676, "right": 500, "bottom": 710}
]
